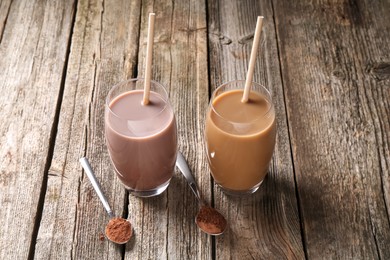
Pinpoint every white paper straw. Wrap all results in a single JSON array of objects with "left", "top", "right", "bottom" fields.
[
  {"left": 142, "top": 13, "right": 156, "bottom": 105},
  {"left": 242, "top": 16, "right": 264, "bottom": 103}
]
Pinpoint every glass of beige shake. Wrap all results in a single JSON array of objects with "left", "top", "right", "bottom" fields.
[
  {"left": 105, "top": 78, "right": 177, "bottom": 197},
  {"left": 205, "top": 80, "right": 276, "bottom": 195}
]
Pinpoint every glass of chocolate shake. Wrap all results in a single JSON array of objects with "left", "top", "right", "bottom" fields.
[
  {"left": 105, "top": 78, "right": 177, "bottom": 197},
  {"left": 204, "top": 80, "right": 276, "bottom": 195}
]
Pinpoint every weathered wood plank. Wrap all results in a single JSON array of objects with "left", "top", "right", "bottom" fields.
[
  {"left": 207, "top": 0, "right": 305, "bottom": 259},
  {"left": 274, "top": 0, "right": 390, "bottom": 258},
  {"left": 35, "top": 0, "right": 141, "bottom": 259},
  {"left": 0, "top": 0, "right": 12, "bottom": 42},
  {"left": 0, "top": 0, "right": 75, "bottom": 259},
  {"left": 125, "top": 0, "right": 211, "bottom": 259}
]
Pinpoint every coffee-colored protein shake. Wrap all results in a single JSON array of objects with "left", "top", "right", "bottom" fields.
[
  {"left": 106, "top": 90, "right": 177, "bottom": 191},
  {"left": 205, "top": 89, "right": 276, "bottom": 192}
]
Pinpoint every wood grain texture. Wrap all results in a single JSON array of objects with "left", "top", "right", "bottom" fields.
[
  {"left": 273, "top": 0, "right": 390, "bottom": 258},
  {"left": 125, "top": 0, "right": 211, "bottom": 258},
  {"left": 0, "top": 0, "right": 75, "bottom": 259},
  {"left": 207, "top": 0, "right": 305, "bottom": 259},
  {"left": 0, "top": 0, "right": 11, "bottom": 42},
  {"left": 35, "top": 0, "right": 141, "bottom": 259}
]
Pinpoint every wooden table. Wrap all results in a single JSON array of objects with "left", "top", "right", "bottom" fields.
[{"left": 1, "top": 0, "right": 389, "bottom": 259}]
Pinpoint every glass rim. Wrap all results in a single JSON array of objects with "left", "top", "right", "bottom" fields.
[
  {"left": 106, "top": 78, "right": 170, "bottom": 122},
  {"left": 210, "top": 80, "right": 274, "bottom": 125}
]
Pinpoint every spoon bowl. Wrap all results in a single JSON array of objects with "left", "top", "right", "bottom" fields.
[
  {"left": 175, "top": 152, "right": 227, "bottom": 235},
  {"left": 195, "top": 205, "right": 227, "bottom": 236},
  {"left": 79, "top": 157, "right": 132, "bottom": 244}
]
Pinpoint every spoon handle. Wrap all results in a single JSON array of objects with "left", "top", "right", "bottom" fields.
[
  {"left": 79, "top": 157, "right": 114, "bottom": 218},
  {"left": 175, "top": 152, "right": 203, "bottom": 204}
]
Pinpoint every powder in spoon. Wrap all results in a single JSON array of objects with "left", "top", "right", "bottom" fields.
[
  {"left": 196, "top": 206, "right": 227, "bottom": 235},
  {"left": 105, "top": 217, "right": 132, "bottom": 244}
]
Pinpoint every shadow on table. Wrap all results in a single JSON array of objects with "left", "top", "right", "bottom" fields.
[{"left": 215, "top": 170, "right": 328, "bottom": 259}]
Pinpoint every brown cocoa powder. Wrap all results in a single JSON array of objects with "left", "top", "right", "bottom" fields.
[
  {"left": 105, "top": 217, "right": 132, "bottom": 244},
  {"left": 196, "top": 206, "right": 227, "bottom": 235}
]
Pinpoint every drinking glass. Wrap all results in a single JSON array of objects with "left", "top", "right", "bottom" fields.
[
  {"left": 105, "top": 78, "right": 177, "bottom": 197},
  {"left": 204, "top": 80, "right": 276, "bottom": 195}
]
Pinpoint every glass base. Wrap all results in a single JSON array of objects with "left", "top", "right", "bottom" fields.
[
  {"left": 124, "top": 179, "right": 171, "bottom": 198},
  {"left": 217, "top": 180, "right": 263, "bottom": 196}
]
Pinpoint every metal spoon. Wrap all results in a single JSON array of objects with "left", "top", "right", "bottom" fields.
[
  {"left": 176, "top": 152, "right": 227, "bottom": 235},
  {"left": 79, "top": 157, "right": 132, "bottom": 244}
]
